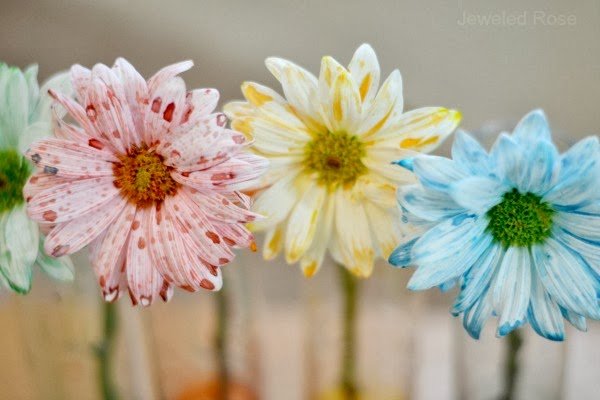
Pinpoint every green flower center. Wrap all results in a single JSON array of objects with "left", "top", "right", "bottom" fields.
[
  {"left": 486, "top": 188, "right": 554, "bottom": 248},
  {"left": 0, "top": 149, "right": 32, "bottom": 212},
  {"left": 303, "top": 131, "right": 367, "bottom": 189}
]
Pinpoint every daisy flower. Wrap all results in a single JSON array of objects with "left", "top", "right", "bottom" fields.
[
  {"left": 24, "top": 59, "right": 267, "bottom": 306},
  {"left": 0, "top": 63, "right": 74, "bottom": 293},
  {"left": 389, "top": 109, "right": 600, "bottom": 340},
  {"left": 224, "top": 44, "right": 461, "bottom": 277}
]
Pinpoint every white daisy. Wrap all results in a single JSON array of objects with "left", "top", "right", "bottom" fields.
[{"left": 225, "top": 44, "right": 461, "bottom": 277}]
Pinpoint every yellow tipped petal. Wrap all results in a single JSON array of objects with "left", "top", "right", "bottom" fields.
[
  {"left": 242, "top": 81, "right": 280, "bottom": 107},
  {"left": 263, "top": 225, "right": 284, "bottom": 260}
]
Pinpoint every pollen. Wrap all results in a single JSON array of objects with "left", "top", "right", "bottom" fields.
[
  {"left": 303, "top": 131, "right": 367, "bottom": 189},
  {"left": 0, "top": 149, "right": 32, "bottom": 212},
  {"left": 486, "top": 189, "right": 554, "bottom": 248},
  {"left": 113, "top": 145, "right": 180, "bottom": 207}
]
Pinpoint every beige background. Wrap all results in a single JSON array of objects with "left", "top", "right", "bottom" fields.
[{"left": 1, "top": 0, "right": 600, "bottom": 399}]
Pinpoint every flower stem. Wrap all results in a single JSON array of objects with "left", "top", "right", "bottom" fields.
[
  {"left": 501, "top": 330, "right": 523, "bottom": 400},
  {"left": 97, "top": 301, "right": 119, "bottom": 400},
  {"left": 215, "top": 287, "right": 229, "bottom": 400},
  {"left": 338, "top": 266, "right": 359, "bottom": 400}
]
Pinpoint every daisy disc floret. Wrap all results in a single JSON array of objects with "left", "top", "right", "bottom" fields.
[
  {"left": 24, "top": 59, "right": 268, "bottom": 306},
  {"left": 224, "top": 44, "right": 461, "bottom": 278},
  {"left": 0, "top": 63, "right": 74, "bottom": 293},
  {"left": 389, "top": 109, "right": 600, "bottom": 341}
]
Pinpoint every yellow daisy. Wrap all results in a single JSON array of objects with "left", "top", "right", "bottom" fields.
[{"left": 224, "top": 44, "right": 461, "bottom": 278}]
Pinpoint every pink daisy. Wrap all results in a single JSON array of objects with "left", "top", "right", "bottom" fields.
[{"left": 24, "top": 59, "right": 268, "bottom": 306}]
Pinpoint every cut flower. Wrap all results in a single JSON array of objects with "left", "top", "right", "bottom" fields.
[
  {"left": 390, "top": 109, "right": 600, "bottom": 340},
  {"left": 25, "top": 59, "right": 267, "bottom": 305},
  {"left": 225, "top": 44, "right": 461, "bottom": 278}
]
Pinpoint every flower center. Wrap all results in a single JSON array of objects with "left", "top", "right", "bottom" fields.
[
  {"left": 0, "top": 149, "right": 32, "bottom": 212},
  {"left": 486, "top": 188, "right": 554, "bottom": 248},
  {"left": 113, "top": 145, "right": 179, "bottom": 208},
  {"left": 303, "top": 131, "right": 367, "bottom": 189}
]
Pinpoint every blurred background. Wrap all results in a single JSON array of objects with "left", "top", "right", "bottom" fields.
[{"left": 1, "top": 0, "right": 599, "bottom": 399}]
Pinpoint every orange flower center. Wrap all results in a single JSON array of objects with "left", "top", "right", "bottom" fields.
[{"left": 113, "top": 145, "right": 180, "bottom": 207}]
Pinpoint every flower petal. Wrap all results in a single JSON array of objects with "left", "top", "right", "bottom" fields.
[
  {"left": 334, "top": 189, "right": 375, "bottom": 277},
  {"left": 124, "top": 206, "right": 167, "bottom": 306},
  {"left": 451, "top": 130, "right": 491, "bottom": 175},
  {"left": 398, "top": 184, "right": 463, "bottom": 222},
  {"left": 491, "top": 246, "right": 531, "bottom": 337},
  {"left": 388, "top": 236, "right": 419, "bottom": 268},
  {"left": 452, "top": 243, "right": 503, "bottom": 315},
  {"left": 412, "top": 155, "right": 467, "bottom": 191},
  {"left": 250, "top": 172, "right": 302, "bottom": 231},
  {"left": 448, "top": 176, "right": 506, "bottom": 215},
  {"left": 527, "top": 268, "right": 564, "bottom": 341},
  {"left": 113, "top": 58, "right": 149, "bottom": 138},
  {"left": 35, "top": 239, "right": 75, "bottom": 282},
  {"left": 462, "top": 289, "right": 494, "bottom": 340},
  {"left": 544, "top": 136, "right": 600, "bottom": 209},
  {"left": 284, "top": 185, "right": 326, "bottom": 263},
  {"left": 408, "top": 215, "right": 491, "bottom": 290},
  {"left": 356, "top": 70, "right": 402, "bottom": 137},
  {"left": 373, "top": 107, "right": 461, "bottom": 153},
  {"left": 26, "top": 138, "right": 115, "bottom": 177},
  {"left": 145, "top": 76, "right": 187, "bottom": 144},
  {"left": 554, "top": 211, "right": 600, "bottom": 242},
  {"left": 44, "top": 195, "right": 126, "bottom": 257},
  {"left": 147, "top": 60, "right": 193, "bottom": 94},
  {"left": 512, "top": 109, "right": 551, "bottom": 144},
  {"left": 263, "top": 225, "right": 284, "bottom": 261},
  {"left": 348, "top": 43, "right": 381, "bottom": 105},
  {"left": 149, "top": 202, "right": 222, "bottom": 292},
  {"left": 28, "top": 177, "right": 119, "bottom": 224},
  {"left": 299, "top": 194, "right": 334, "bottom": 277},
  {"left": 0, "top": 65, "right": 28, "bottom": 148},
  {"left": 532, "top": 237, "right": 600, "bottom": 319},
  {"left": 0, "top": 207, "right": 37, "bottom": 293},
  {"left": 322, "top": 69, "right": 361, "bottom": 133},
  {"left": 90, "top": 202, "right": 136, "bottom": 301},
  {"left": 516, "top": 139, "right": 559, "bottom": 194}
]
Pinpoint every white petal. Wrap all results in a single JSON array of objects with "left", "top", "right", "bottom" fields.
[
  {"left": 0, "top": 207, "right": 38, "bottom": 292},
  {"left": 284, "top": 185, "right": 326, "bottom": 263},
  {"left": 527, "top": 267, "right": 564, "bottom": 341},
  {"left": 250, "top": 172, "right": 303, "bottom": 231},
  {"left": 334, "top": 189, "right": 375, "bottom": 277},
  {"left": 356, "top": 70, "right": 402, "bottom": 137},
  {"left": 348, "top": 43, "right": 381, "bottom": 105},
  {"left": 512, "top": 109, "right": 551, "bottom": 144}
]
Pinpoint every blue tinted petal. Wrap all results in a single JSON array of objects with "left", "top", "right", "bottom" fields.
[
  {"left": 448, "top": 176, "right": 506, "bottom": 214},
  {"left": 463, "top": 289, "right": 493, "bottom": 340},
  {"left": 398, "top": 184, "right": 464, "bottom": 222},
  {"left": 393, "top": 157, "right": 414, "bottom": 172},
  {"left": 544, "top": 136, "right": 600, "bottom": 209},
  {"left": 451, "top": 130, "right": 491, "bottom": 175},
  {"left": 452, "top": 242, "right": 503, "bottom": 315},
  {"left": 532, "top": 238, "right": 600, "bottom": 319},
  {"left": 490, "top": 133, "right": 524, "bottom": 186},
  {"left": 517, "top": 139, "right": 559, "bottom": 195},
  {"left": 512, "top": 109, "right": 551, "bottom": 144},
  {"left": 408, "top": 215, "right": 491, "bottom": 290},
  {"left": 412, "top": 155, "right": 467, "bottom": 191},
  {"left": 388, "top": 237, "right": 418, "bottom": 267},
  {"left": 560, "top": 307, "right": 587, "bottom": 332},
  {"left": 527, "top": 268, "right": 565, "bottom": 341},
  {"left": 492, "top": 246, "right": 531, "bottom": 337},
  {"left": 554, "top": 211, "right": 600, "bottom": 242}
]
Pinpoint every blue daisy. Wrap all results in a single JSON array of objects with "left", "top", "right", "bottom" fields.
[{"left": 389, "top": 109, "right": 600, "bottom": 341}]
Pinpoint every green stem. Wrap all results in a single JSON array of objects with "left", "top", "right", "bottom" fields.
[
  {"left": 215, "top": 287, "right": 229, "bottom": 400},
  {"left": 501, "top": 330, "right": 523, "bottom": 400},
  {"left": 339, "top": 266, "right": 359, "bottom": 400},
  {"left": 96, "top": 301, "right": 119, "bottom": 400}
]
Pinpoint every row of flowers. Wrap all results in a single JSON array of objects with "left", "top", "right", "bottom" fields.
[{"left": 1, "top": 44, "right": 599, "bottom": 342}]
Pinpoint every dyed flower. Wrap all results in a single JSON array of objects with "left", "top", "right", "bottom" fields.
[
  {"left": 24, "top": 59, "right": 267, "bottom": 305},
  {"left": 224, "top": 44, "right": 460, "bottom": 277},
  {"left": 389, "top": 109, "right": 600, "bottom": 340},
  {"left": 0, "top": 63, "right": 74, "bottom": 293}
]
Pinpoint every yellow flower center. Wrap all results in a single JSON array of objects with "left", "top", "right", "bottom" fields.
[
  {"left": 303, "top": 131, "right": 367, "bottom": 189},
  {"left": 113, "top": 145, "right": 179, "bottom": 207}
]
